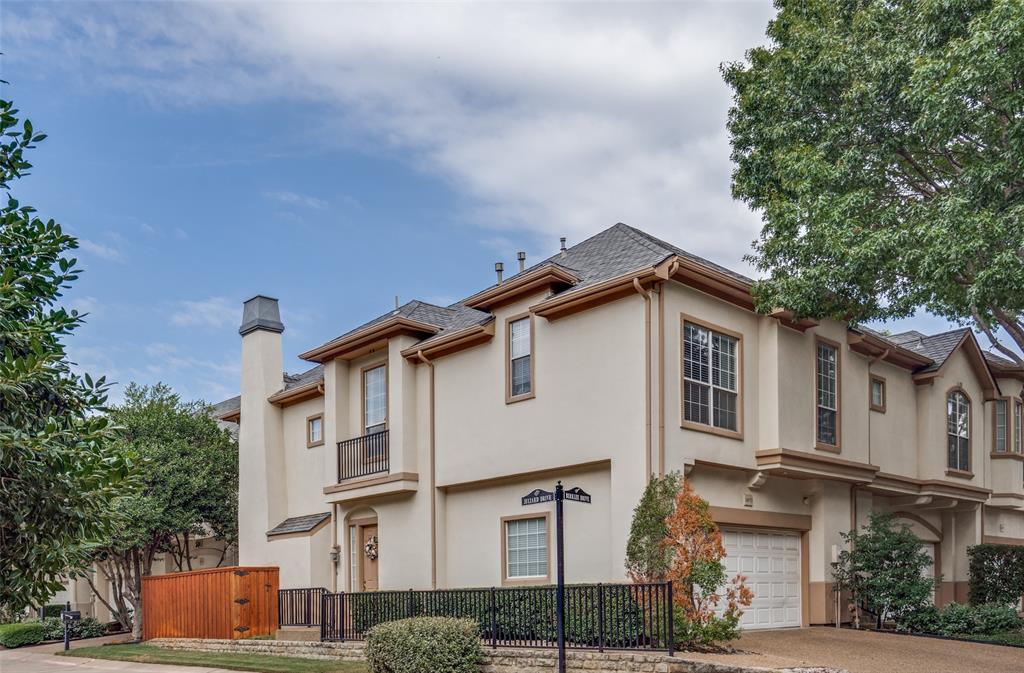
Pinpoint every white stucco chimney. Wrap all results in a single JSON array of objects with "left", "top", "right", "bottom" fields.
[{"left": 237, "top": 295, "right": 286, "bottom": 566}]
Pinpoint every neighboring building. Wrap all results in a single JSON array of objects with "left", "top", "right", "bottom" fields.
[{"left": 225, "top": 223, "right": 1024, "bottom": 630}]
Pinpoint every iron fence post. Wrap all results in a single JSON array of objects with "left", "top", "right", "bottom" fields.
[
  {"left": 408, "top": 589, "right": 414, "bottom": 618},
  {"left": 597, "top": 583, "right": 605, "bottom": 652},
  {"left": 666, "top": 581, "right": 674, "bottom": 656},
  {"left": 489, "top": 587, "right": 498, "bottom": 649}
]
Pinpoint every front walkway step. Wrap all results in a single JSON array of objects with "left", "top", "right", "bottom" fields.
[{"left": 274, "top": 626, "right": 321, "bottom": 641}]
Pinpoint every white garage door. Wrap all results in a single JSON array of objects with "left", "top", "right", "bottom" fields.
[{"left": 721, "top": 527, "right": 801, "bottom": 629}]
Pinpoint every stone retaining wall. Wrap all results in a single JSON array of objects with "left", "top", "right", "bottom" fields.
[{"left": 149, "top": 638, "right": 844, "bottom": 673}]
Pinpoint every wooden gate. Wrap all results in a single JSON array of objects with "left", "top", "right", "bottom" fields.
[{"left": 142, "top": 566, "right": 279, "bottom": 640}]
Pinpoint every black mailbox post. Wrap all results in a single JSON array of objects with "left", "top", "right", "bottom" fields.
[{"left": 60, "top": 608, "right": 81, "bottom": 651}]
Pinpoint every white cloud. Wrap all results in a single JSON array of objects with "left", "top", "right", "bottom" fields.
[
  {"left": 171, "top": 296, "right": 237, "bottom": 329},
  {"left": 6, "top": 1, "right": 777, "bottom": 272},
  {"left": 78, "top": 237, "right": 124, "bottom": 262},
  {"left": 264, "top": 189, "right": 329, "bottom": 210}
]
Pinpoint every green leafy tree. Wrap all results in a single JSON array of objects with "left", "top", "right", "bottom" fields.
[
  {"left": 0, "top": 94, "right": 134, "bottom": 613},
  {"left": 832, "top": 513, "right": 935, "bottom": 627},
  {"left": 625, "top": 472, "right": 681, "bottom": 581},
  {"left": 88, "top": 383, "right": 238, "bottom": 639},
  {"left": 724, "top": 0, "right": 1024, "bottom": 363}
]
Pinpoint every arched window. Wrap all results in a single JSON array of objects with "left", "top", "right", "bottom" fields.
[{"left": 946, "top": 390, "right": 970, "bottom": 472}]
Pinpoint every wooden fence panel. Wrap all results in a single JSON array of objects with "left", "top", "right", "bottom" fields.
[{"left": 142, "top": 566, "right": 279, "bottom": 640}]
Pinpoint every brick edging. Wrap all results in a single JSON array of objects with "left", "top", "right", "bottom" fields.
[{"left": 148, "top": 638, "right": 846, "bottom": 673}]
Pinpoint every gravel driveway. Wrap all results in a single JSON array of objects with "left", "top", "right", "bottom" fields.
[{"left": 683, "top": 627, "right": 1024, "bottom": 673}]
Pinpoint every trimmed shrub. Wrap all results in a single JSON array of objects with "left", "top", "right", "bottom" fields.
[
  {"left": 366, "top": 617, "right": 483, "bottom": 673},
  {"left": 936, "top": 603, "right": 977, "bottom": 636},
  {"left": 40, "top": 617, "right": 64, "bottom": 640},
  {"left": 0, "top": 622, "right": 46, "bottom": 648},
  {"left": 38, "top": 615, "right": 108, "bottom": 641},
  {"left": 968, "top": 544, "right": 1024, "bottom": 607},
  {"left": 77, "top": 617, "right": 108, "bottom": 638},
  {"left": 894, "top": 604, "right": 940, "bottom": 634},
  {"left": 971, "top": 603, "right": 1024, "bottom": 635}
]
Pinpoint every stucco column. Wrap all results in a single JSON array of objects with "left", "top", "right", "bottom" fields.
[
  {"left": 387, "top": 335, "right": 419, "bottom": 475},
  {"left": 323, "top": 358, "right": 350, "bottom": 488},
  {"left": 808, "top": 482, "right": 852, "bottom": 624},
  {"left": 238, "top": 296, "right": 286, "bottom": 565}
]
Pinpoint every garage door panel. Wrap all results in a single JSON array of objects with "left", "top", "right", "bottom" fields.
[{"left": 720, "top": 526, "right": 801, "bottom": 630}]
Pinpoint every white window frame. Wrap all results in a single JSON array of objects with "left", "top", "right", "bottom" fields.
[
  {"left": 995, "top": 399, "right": 1008, "bottom": 453},
  {"left": 681, "top": 317, "right": 741, "bottom": 437},
  {"left": 501, "top": 514, "right": 549, "bottom": 585},
  {"left": 362, "top": 364, "right": 387, "bottom": 435},
  {"left": 506, "top": 314, "right": 534, "bottom": 403},
  {"left": 307, "top": 414, "right": 324, "bottom": 448},
  {"left": 946, "top": 389, "right": 970, "bottom": 473},
  {"left": 815, "top": 339, "right": 840, "bottom": 450}
]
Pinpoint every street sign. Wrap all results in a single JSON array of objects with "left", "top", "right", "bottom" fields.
[
  {"left": 521, "top": 488, "right": 555, "bottom": 506},
  {"left": 563, "top": 487, "right": 591, "bottom": 504}
]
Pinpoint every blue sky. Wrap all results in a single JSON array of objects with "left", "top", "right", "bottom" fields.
[{"left": 2, "top": 1, "right": 965, "bottom": 404}]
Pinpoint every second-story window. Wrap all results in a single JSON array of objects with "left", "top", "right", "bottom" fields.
[
  {"left": 363, "top": 364, "right": 387, "bottom": 434},
  {"left": 869, "top": 375, "right": 886, "bottom": 413},
  {"left": 1016, "top": 399, "right": 1023, "bottom": 453},
  {"left": 947, "top": 390, "right": 970, "bottom": 472},
  {"left": 995, "top": 399, "right": 1008, "bottom": 453},
  {"left": 508, "top": 316, "right": 533, "bottom": 401},
  {"left": 816, "top": 340, "right": 840, "bottom": 448},
  {"left": 307, "top": 414, "right": 324, "bottom": 448},
  {"left": 683, "top": 321, "right": 739, "bottom": 433}
]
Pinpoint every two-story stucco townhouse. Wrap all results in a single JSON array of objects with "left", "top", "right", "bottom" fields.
[{"left": 218, "top": 223, "right": 1024, "bottom": 630}]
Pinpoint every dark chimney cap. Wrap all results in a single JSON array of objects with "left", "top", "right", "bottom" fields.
[{"left": 239, "top": 295, "right": 284, "bottom": 336}]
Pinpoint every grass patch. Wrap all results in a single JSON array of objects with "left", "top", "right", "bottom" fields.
[
  {"left": 953, "top": 631, "right": 1024, "bottom": 646},
  {"left": 59, "top": 644, "right": 367, "bottom": 672}
]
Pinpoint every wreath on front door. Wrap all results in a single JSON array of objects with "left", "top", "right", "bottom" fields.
[{"left": 363, "top": 535, "right": 379, "bottom": 561}]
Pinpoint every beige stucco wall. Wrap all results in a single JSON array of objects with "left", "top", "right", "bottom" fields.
[{"left": 281, "top": 397, "right": 328, "bottom": 517}]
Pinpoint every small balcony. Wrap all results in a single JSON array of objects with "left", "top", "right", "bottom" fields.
[{"left": 337, "top": 430, "right": 390, "bottom": 482}]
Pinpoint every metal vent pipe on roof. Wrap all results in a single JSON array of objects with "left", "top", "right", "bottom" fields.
[
  {"left": 560, "top": 237, "right": 567, "bottom": 259},
  {"left": 495, "top": 262, "right": 504, "bottom": 284},
  {"left": 517, "top": 251, "right": 526, "bottom": 272}
]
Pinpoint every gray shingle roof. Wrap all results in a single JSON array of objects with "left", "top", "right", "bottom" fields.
[
  {"left": 283, "top": 365, "right": 325, "bottom": 390},
  {"left": 267, "top": 512, "right": 331, "bottom": 537},
  {"left": 889, "top": 328, "right": 970, "bottom": 373},
  {"left": 211, "top": 395, "right": 240, "bottom": 419}
]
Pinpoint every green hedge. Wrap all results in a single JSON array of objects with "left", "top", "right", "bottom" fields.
[
  {"left": 39, "top": 616, "right": 108, "bottom": 640},
  {"left": 365, "top": 617, "right": 483, "bottom": 673},
  {"left": 968, "top": 544, "right": 1024, "bottom": 607},
  {"left": 0, "top": 622, "right": 46, "bottom": 648},
  {"left": 896, "top": 602, "right": 1023, "bottom": 636}
]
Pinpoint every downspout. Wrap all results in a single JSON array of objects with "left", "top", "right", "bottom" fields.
[
  {"left": 633, "top": 278, "right": 652, "bottom": 481},
  {"left": 657, "top": 281, "right": 666, "bottom": 476},
  {"left": 330, "top": 503, "right": 338, "bottom": 592},
  {"left": 416, "top": 350, "right": 437, "bottom": 589}
]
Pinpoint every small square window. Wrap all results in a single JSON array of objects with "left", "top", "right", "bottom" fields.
[
  {"left": 870, "top": 376, "right": 886, "bottom": 413},
  {"left": 307, "top": 415, "right": 324, "bottom": 448}
]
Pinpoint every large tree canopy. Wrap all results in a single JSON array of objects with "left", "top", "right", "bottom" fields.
[
  {"left": 0, "top": 96, "right": 134, "bottom": 612},
  {"left": 90, "top": 383, "right": 238, "bottom": 639},
  {"left": 724, "top": 0, "right": 1024, "bottom": 363}
]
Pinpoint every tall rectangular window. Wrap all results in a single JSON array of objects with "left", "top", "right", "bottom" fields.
[
  {"left": 505, "top": 517, "right": 547, "bottom": 579},
  {"left": 870, "top": 376, "right": 886, "bottom": 413},
  {"left": 816, "top": 341, "right": 839, "bottom": 448},
  {"left": 1016, "top": 400, "right": 1023, "bottom": 453},
  {"left": 363, "top": 365, "right": 387, "bottom": 434},
  {"left": 947, "top": 390, "right": 970, "bottom": 472},
  {"left": 307, "top": 414, "right": 324, "bottom": 448},
  {"left": 682, "top": 321, "right": 739, "bottom": 433},
  {"left": 995, "top": 400, "right": 1008, "bottom": 453},
  {"left": 508, "top": 316, "right": 532, "bottom": 400}
]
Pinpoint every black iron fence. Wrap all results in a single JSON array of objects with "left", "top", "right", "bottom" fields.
[
  {"left": 313, "top": 582, "right": 673, "bottom": 653},
  {"left": 337, "top": 430, "right": 389, "bottom": 481},
  {"left": 278, "top": 587, "right": 327, "bottom": 627}
]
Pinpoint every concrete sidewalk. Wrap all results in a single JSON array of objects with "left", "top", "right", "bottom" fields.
[{"left": 0, "top": 648, "right": 240, "bottom": 673}]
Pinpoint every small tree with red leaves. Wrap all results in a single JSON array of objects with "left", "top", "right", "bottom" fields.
[{"left": 663, "top": 480, "right": 753, "bottom": 647}]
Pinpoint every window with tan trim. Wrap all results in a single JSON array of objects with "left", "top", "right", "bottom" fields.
[
  {"left": 815, "top": 339, "right": 841, "bottom": 449},
  {"left": 947, "top": 389, "right": 970, "bottom": 472},
  {"left": 362, "top": 364, "right": 387, "bottom": 434},
  {"left": 869, "top": 375, "right": 886, "bottom": 413},
  {"left": 306, "top": 413, "right": 324, "bottom": 448},
  {"left": 506, "top": 314, "right": 534, "bottom": 403},
  {"left": 995, "top": 399, "right": 1008, "bottom": 453},
  {"left": 500, "top": 513, "right": 550, "bottom": 585},
  {"left": 1016, "top": 399, "right": 1023, "bottom": 454},
  {"left": 681, "top": 318, "right": 741, "bottom": 436}
]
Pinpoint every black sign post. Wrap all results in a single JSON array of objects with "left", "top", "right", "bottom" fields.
[
  {"left": 61, "top": 605, "right": 81, "bottom": 651},
  {"left": 521, "top": 480, "right": 590, "bottom": 673}
]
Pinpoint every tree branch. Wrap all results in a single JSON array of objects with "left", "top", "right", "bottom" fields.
[{"left": 974, "top": 307, "right": 1024, "bottom": 366}]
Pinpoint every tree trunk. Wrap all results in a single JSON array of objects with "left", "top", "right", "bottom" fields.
[
  {"left": 131, "top": 548, "right": 143, "bottom": 641},
  {"left": 184, "top": 531, "right": 193, "bottom": 571}
]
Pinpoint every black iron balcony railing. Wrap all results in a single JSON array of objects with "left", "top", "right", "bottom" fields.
[{"left": 337, "top": 429, "right": 389, "bottom": 482}]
